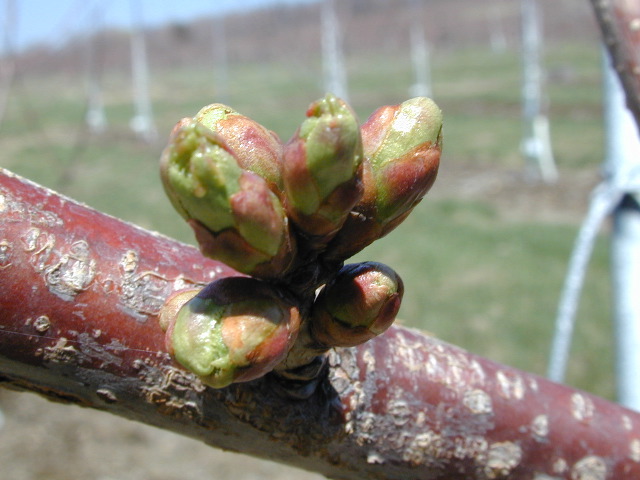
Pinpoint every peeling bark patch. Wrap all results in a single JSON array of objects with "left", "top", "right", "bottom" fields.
[
  {"left": 463, "top": 389, "right": 493, "bottom": 415},
  {"left": 74, "top": 332, "right": 124, "bottom": 367},
  {"left": 0, "top": 186, "right": 63, "bottom": 228},
  {"left": 630, "top": 438, "right": 640, "bottom": 462},
  {"left": 623, "top": 414, "right": 634, "bottom": 431},
  {"left": 484, "top": 441, "right": 522, "bottom": 478},
  {"left": 496, "top": 370, "right": 525, "bottom": 400},
  {"left": 44, "top": 240, "right": 96, "bottom": 299},
  {"left": 116, "top": 250, "right": 204, "bottom": 317},
  {"left": 570, "top": 455, "right": 607, "bottom": 480},
  {"left": 32, "top": 315, "right": 51, "bottom": 333},
  {"left": 571, "top": 393, "right": 595, "bottom": 423},
  {"left": 531, "top": 414, "right": 549, "bottom": 440},
  {"left": 361, "top": 348, "right": 376, "bottom": 376},
  {"left": 22, "top": 228, "right": 53, "bottom": 275},
  {"left": 120, "top": 250, "right": 138, "bottom": 274},
  {"left": 328, "top": 347, "right": 365, "bottom": 440},
  {"left": 387, "top": 399, "right": 412, "bottom": 427},
  {"left": 424, "top": 341, "right": 487, "bottom": 390},
  {"left": 402, "top": 431, "right": 489, "bottom": 468},
  {"left": 134, "top": 358, "right": 205, "bottom": 420},
  {"left": 553, "top": 458, "right": 569, "bottom": 474},
  {"left": 21, "top": 228, "right": 96, "bottom": 300},
  {"left": 402, "top": 431, "right": 446, "bottom": 466},
  {"left": 0, "top": 239, "right": 12, "bottom": 269},
  {"left": 425, "top": 348, "right": 463, "bottom": 390},
  {"left": 43, "top": 337, "right": 78, "bottom": 363}
]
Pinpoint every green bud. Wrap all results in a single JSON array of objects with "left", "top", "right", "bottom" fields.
[
  {"left": 160, "top": 120, "right": 296, "bottom": 278},
  {"left": 283, "top": 94, "right": 363, "bottom": 240},
  {"left": 165, "top": 277, "right": 301, "bottom": 388},
  {"left": 194, "top": 103, "right": 284, "bottom": 192},
  {"left": 160, "top": 120, "right": 241, "bottom": 232},
  {"left": 310, "top": 262, "right": 403, "bottom": 347},
  {"left": 325, "top": 97, "right": 442, "bottom": 261},
  {"left": 363, "top": 97, "right": 442, "bottom": 221}
]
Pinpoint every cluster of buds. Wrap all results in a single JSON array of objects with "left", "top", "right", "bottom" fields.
[{"left": 159, "top": 94, "right": 442, "bottom": 391}]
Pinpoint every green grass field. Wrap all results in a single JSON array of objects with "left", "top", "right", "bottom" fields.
[{"left": 0, "top": 40, "right": 616, "bottom": 400}]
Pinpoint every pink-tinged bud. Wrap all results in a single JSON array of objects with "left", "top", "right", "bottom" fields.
[
  {"left": 160, "top": 120, "right": 296, "bottom": 278},
  {"left": 325, "top": 97, "right": 442, "bottom": 261},
  {"left": 310, "top": 262, "right": 403, "bottom": 347},
  {"left": 194, "top": 103, "right": 284, "bottom": 193},
  {"left": 164, "top": 277, "right": 301, "bottom": 388},
  {"left": 283, "top": 94, "right": 363, "bottom": 241}
]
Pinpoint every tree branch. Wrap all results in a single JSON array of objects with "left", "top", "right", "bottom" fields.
[
  {"left": 2, "top": 168, "right": 640, "bottom": 479},
  {"left": 591, "top": 0, "right": 640, "bottom": 125}
]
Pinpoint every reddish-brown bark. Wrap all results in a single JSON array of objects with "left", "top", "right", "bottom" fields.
[{"left": 2, "top": 168, "right": 640, "bottom": 479}]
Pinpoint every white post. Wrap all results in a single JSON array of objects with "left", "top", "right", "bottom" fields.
[
  {"left": 0, "top": 0, "right": 16, "bottom": 129},
  {"left": 488, "top": 6, "right": 507, "bottom": 54},
  {"left": 604, "top": 53, "right": 640, "bottom": 411},
  {"left": 129, "top": 0, "right": 157, "bottom": 142},
  {"left": 85, "top": 5, "right": 107, "bottom": 134},
  {"left": 408, "top": 0, "right": 432, "bottom": 98},
  {"left": 322, "top": 0, "right": 348, "bottom": 101},
  {"left": 520, "top": 0, "right": 557, "bottom": 183},
  {"left": 212, "top": 16, "right": 229, "bottom": 104}
]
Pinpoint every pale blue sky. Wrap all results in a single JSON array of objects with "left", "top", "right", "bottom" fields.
[{"left": 6, "top": 0, "right": 318, "bottom": 52}]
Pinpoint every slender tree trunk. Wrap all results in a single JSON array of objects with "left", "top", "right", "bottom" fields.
[
  {"left": 212, "top": 16, "right": 230, "bottom": 104},
  {"left": 520, "top": 0, "right": 557, "bottom": 183},
  {"left": 85, "top": 5, "right": 107, "bottom": 134},
  {"left": 321, "top": 0, "right": 349, "bottom": 101},
  {"left": 129, "top": 0, "right": 157, "bottom": 142},
  {"left": 0, "top": 0, "right": 16, "bottom": 130}
]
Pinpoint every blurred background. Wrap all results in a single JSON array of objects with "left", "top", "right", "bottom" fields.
[{"left": 0, "top": 0, "right": 616, "bottom": 478}]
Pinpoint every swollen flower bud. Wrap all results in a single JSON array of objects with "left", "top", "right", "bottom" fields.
[
  {"left": 164, "top": 277, "right": 301, "bottom": 388},
  {"left": 160, "top": 120, "right": 296, "bottom": 278},
  {"left": 326, "top": 97, "right": 442, "bottom": 261},
  {"left": 283, "top": 94, "right": 363, "bottom": 241},
  {"left": 194, "top": 103, "right": 283, "bottom": 192},
  {"left": 310, "top": 262, "right": 403, "bottom": 347}
]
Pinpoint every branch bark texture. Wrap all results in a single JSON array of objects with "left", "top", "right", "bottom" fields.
[
  {"left": 2, "top": 170, "right": 640, "bottom": 479},
  {"left": 592, "top": 0, "right": 640, "bottom": 126}
]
